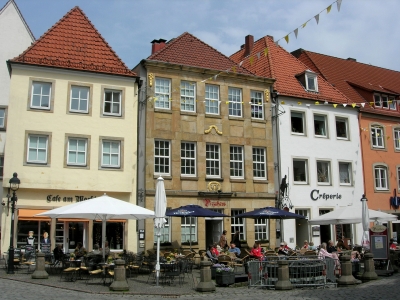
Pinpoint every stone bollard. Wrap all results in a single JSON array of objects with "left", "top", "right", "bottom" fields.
[
  {"left": 196, "top": 260, "right": 215, "bottom": 292},
  {"left": 361, "top": 253, "right": 378, "bottom": 282},
  {"left": 275, "top": 260, "right": 293, "bottom": 290},
  {"left": 110, "top": 259, "right": 129, "bottom": 291},
  {"left": 32, "top": 252, "right": 48, "bottom": 279},
  {"left": 336, "top": 255, "right": 358, "bottom": 286}
]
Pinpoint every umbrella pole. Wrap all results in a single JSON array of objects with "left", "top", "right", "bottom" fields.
[
  {"left": 102, "top": 219, "right": 106, "bottom": 262},
  {"left": 189, "top": 217, "right": 192, "bottom": 251},
  {"left": 156, "top": 225, "right": 161, "bottom": 286}
]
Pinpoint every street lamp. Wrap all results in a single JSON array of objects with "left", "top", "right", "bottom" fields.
[{"left": 7, "top": 172, "right": 20, "bottom": 274}]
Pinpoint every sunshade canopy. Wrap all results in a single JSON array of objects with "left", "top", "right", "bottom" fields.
[
  {"left": 234, "top": 207, "right": 306, "bottom": 219},
  {"left": 166, "top": 204, "right": 229, "bottom": 217}
]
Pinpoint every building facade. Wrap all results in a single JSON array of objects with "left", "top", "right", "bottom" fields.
[
  {"left": 134, "top": 33, "right": 276, "bottom": 252},
  {"left": 1, "top": 7, "right": 139, "bottom": 253}
]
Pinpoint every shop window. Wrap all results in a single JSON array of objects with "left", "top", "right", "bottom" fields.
[
  {"left": 231, "top": 209, "right": 246, "bottom": 241},
  {"left": 254, "top": 218, "right": 268, "bottom": 241},
  {"left": 17, "top": 220, "right": 50, "bottom": 249},
  {"left": 93, "top": 221, "right": 124, "bottom": 250},
  {"left": 181, "top": 216, "right": 197, "bottom": 243}
]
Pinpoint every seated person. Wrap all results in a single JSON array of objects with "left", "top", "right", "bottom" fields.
[
  {"left": 327, "top": 240, "right": 339, "bottom": 253},
  {"left": 87, "top": 244, "right": 101, "bottom": 256},
  {"left": 74, "top": 242, "right": 87, "bottom": 259},
  {"left": 318, "top": 242, "right": 340, "bottom": 267},
  {"left": 206, "top": 244, "right": 218, "bottom": 263},
  {"left": 278, "top": 242, "right": 289, "bottom": 255},
  {"left": 302, "top": 240, "right": 309, "bottom": 249},
  {"left": 228, "top": 242, "right": 241, "bottom": 257},
  {"left": 211, "top": 243, "right": 220, "bottom": 257},
  {"left": 250, "top": 243, "right": 263, "bottom": 259},
  {"left": 53, "top": 244, "right": 64, "bottom": 261},
  {"left": 308, "top": 241, "right": 317, "bottom": 251},
  {"left": 350, "top": 249, "right": 361, "bottom": 261},
  {"left": 389, "top": 239, "right": 397, "bottom": 250},
  {"left": 100, "top": 241, "right": 110, "bottom": 256},
  {"left": 336, "top": 239, "right": 350, "bottom": 250}
]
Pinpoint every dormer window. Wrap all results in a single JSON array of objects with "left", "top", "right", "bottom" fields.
[{"left": 297, "top": 70, "right": 318, "bottom": 92}]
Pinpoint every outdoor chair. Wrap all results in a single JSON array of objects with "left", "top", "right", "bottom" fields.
[
  {"left": 218, "top": 254, "right": 233, "bottom": 267},
  {"left": 205, "top": 250, "right": 218, "bottom": 264}
]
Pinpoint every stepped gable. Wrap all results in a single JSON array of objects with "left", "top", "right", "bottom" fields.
[
  {"left": 11, "top": 6, "right": 135, "bottom": 77},
  {"left": 148, "top": 32, "right": 254, "bottom": 75},
  {"left": 230, "top": 36, "right": 349, "bottom": 104}
]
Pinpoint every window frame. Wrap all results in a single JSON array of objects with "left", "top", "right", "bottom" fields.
[
  {"left": 397, "top": 166, "right": 400, "bottom": 192},
  {"left": 154, "top": 215, "right": 171, "bottom": 243},
  {"left": 394, "top": 128, "right": 400, "bottom": 152},
  {"left": 230, "top": 145, "right": 244, "bottom": 179},
  {"left": 335, "top": 116, "right": 349, "bottom": 140},
  {"left": 291, "top": 111, "right": 306, "bottom": 135},
  {"left": 180, "top": 81, "right": 196, "bottom": 112},
  {"left": 181, "top": 216, "right": 197, "bottom": 243},
  {"left": 25, "top": 131, "right": 52, "bottom": 166},
  {"left": 250, "top": 90, "right": 264, "bottom": 120},
  {"left": 373, "top": 164, "right": 389, "bottom": 191},
  {"left": 66, "top": 137, "right": 88, "bottom": 167},
  {"left": 154, "top": 139, "right": 171, "bottom": 176},
  {"left": 228, "top": 87, "right": 242, "bottom": 117},
  {"left": 293, "top": 158, "right": 308, "bottom": 184},
  {"left": 28, "top": 79, "right": 55, "bottom": 112},
  {"left": 316, "top": 160, "right": 331, "bottom": 185},
  {"left": 206, "top": 143, "right": 221, "bottom": 178},
  {"left": 231, "top": 209, "right": 246, "bottom": 241},
  {"left": 103, "top": 89, "right": 122, "bottom": 117},
  {"left": 205, "top": 84, "right": 220, "bottom": 115},
  {"left": 155, "top": 77, "right": 171, "bottom": 110},
  {"left": 305, "top": 71, "right": 318, "bottom": 92},
  {"left": 314, "top": 114, "right": 328, "bottom": 138},
  {"left": 99, "top": 137, "right": 123, "bottom": 170},
  {"left": 338, "top": 161, "right": 352, "bottom": 186},
  {"left": 381, "top": 95, "right": 389, "bottom": 109},
  {"left": 0, "top": 107, "right": 7, "bottom": 130},
  {"left": 254, "top": 218, "right": 269, "bottom": 241},
  {"left": 374, "top": 94, "right": 382, "bottom": 107},
  {"left": 181, "top": 141, "right": 196, "bottom": 177},
  {"left": 252, "top": 147, "right": 267, "bottom": 180},
  {"left": 68, "top": 84, "right": 91, "bottom": 114},
  {"left": 371, "top": 125, "right": 385, "bottom": 149},
  {"left": 389, "top": 96, "right": 397, "bottom": 110}
]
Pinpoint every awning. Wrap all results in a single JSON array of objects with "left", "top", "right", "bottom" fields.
[{"left": 18, "top": 209, "right": 51, "bottom": 221}]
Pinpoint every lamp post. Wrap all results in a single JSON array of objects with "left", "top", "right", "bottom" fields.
[{"left": 7, "top": 172, "right": 20, "bottom": 274}]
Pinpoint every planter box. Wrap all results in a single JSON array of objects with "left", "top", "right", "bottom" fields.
[{"left": 215, "top": 272, "right": 235, "bottom": 286}]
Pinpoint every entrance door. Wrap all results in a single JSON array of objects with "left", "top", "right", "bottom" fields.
[
  {"left": 67, "top": 221, "right": 85, "bottom": 253},
  {"left": 205, "top": 220, "right": 223, "bottom": 247},
  {"left": 319, "top": 209, "right": 332, "bottom": 244},
  {"left": 295, "top": 209, "right": 310, "bottom": 246}
]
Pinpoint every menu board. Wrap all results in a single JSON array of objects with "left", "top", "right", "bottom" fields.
[
  {"left": 41, "top": 244, "right": 51, "bottom": 254},
  {"left": 369, "top": 225, "right": 388, "bottom": 260}
]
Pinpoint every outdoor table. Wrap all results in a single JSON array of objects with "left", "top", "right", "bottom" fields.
[{"left": 98, "top": 262, "right": 115, "bottom": 286}]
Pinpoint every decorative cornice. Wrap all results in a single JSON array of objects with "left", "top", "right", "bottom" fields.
[{"left": 204, "top": 125, "right": 222, "bottom": 135}]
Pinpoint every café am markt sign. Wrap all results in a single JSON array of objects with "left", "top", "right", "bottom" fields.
[{"left": 47, "top": 194, "right": 97, "bottom": 203}]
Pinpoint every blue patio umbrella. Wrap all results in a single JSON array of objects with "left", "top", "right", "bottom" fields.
[
  {"left": 166, "top": 204, "right": 229, "bottom": 250},
  {"left": 234, "top": 207, "right": 306, "bottom": 219}
]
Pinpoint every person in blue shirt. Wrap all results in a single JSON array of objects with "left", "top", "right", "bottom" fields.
[{"left": 228, "top": 242, "right": 241, "bottom": 257}]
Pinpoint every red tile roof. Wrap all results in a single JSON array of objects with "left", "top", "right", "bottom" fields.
[
  {"left": 147, "top": 32, "right": 254, "bottom": 75},
  {"left": 230, "top": 36, "right": 349, "bottom": 104},
  {"left": 293, "top": 50, "right": 400, "bottom": 117},
  {"left": 11, "top": 6, "right": 135, "bottom": 77}
]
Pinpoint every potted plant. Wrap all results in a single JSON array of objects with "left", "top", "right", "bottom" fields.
[
  {"left": 70, "top": 253, "right": 75, "bottom": 261},
  {"left": 211, "top": 263, "right": 222, "bottom": 279},
  {"left": 215, "top": 265, "right": 235, "bottom": 286}
]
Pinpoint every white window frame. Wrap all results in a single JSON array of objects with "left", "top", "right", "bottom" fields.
[
  {"left": 70, "top": 86, "right": 89, "bottom": 113},
  {"left": 374, "top": 165, "right": 388, "bottom": 191},
  {"left": 381, "top": 95, "right": 389, "bottom": 109},
  {"left": 374, "top": 94, "right": 382, "bottom": 107},
  {"left": 339, "top": 162, "right": 352, "bottom": 185},
  {"left": 291, "top": 111, "right": 306, "bottom": 135},
  {"left": 335, "top": 117, "right": 349, "bottom": 140},
  {"left": 314, "top": 114, "right": 328, "bottom": 137},
  {"left": 101, "top": 140, "right": 121, "bottom": 168},
  {"left": 155, "top": 78, "right": 171, "bottom": 109},
  {"left": 231, "top": 209, "right": 246, "bottom": 241},
  {"left": 230, "top": 145, "right": 244, "bottom": 179},
  {"left": 31, "top": 81, "right": 51, "bottom": 110},
  {"left": 27, "top": 135, "right": 48, "bottom": 164},
  {"left": 228, "top": 87, "right": 242, "bottom": 117},
  {"left": 181, "top": 142, "right": 196, "bottom": 176},
  {"left": 317, "top": 160, "right": 331, "bottom": 185},
  {"left": 251, "top": 91, "right": 264, "bottom": 119},
  {"left": 103, "top": 89, "right": 122, "bottom": 116},
  {"left": 0, "top": 108, "right": 5, "bottom": 128},
  {"left": 371, "top": 125, "right": 384, "bottom": 148},
  {"left": 254, "top": 218, "right": 269, "bottom": 241},
  {"left": 67, "top": 138, "right": 87, "bottom": 166},
  {"left": 180, "top": 81, "right": 195, "bottom": 112},
  {"left": 154, "top": 139, "right": 170, "bottom": 176},
  {"left": 205, "top": 84, "right": 219, "bottom": 115},
  {"left": 253, "top": 147, "right": 266, "bottom": 179},
  {"left": 389, "top": 96, "right": 397, "bottom": 110},
  {"left": 154, "top": 216, "right": 171, "bottom": 243},
  {"left": 181, "top": 216, "right": 197, "bottom": 243},
  {"left": 293, "top": 159, "right": 308, "bottom": 184},
  {"left": 305, "top": 71, "right": 318, "bottom": 92},
  {"left": 206, "top": 143, "right": 220, "bottom": 178},
  {"left": 394, "top": 128, "right": 400, "bottom": 151}
]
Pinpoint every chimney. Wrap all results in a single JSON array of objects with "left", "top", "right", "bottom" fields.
[
  {"left": 151, "top": 39, "right": 168, "bottom": 55},
  {"left": 244, "top": 35, "right": 254, "bottom": 57},
  {"left": 347, "top": 57, "right": 356, "bottom": 62}
]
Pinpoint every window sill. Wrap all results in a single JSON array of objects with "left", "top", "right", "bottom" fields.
[
  {"left": 230, "top": 178, "right": 246, "bottom": 183},
  {"left": 180, "top": 111, "right": 197, "bottom": 116},
  {"left": 228, "top": 116, "right": 244, "bottom": 121},
  {"left": 293, "top": 182, "right": 308, "bottom": 185},
  {"left": 154, "top": 108, "right": 172, "bottom": 114},
  {"left": 153, "top": 175, "right": 172, "bottom": 180},
  {"left": 180, "top": 176, "right": 199, "bottom": 181},
  {"left": 371, "top": 146, "right": 387, "bottom": 151},
  {"left": 205, "top": 114, "right": 222, "bottom": 119},
  {"left": 28, "top": 107, "right": 52, "bottom": 112},
  {"left": 24, "top": 162, "right": 50, "bottom": 167},
  {"left": 336, "top": 137, "right": 349, "bottom": 141},
  {"left": 251, "top": 119, "right": 266, "bottom": 124},
  {"left": 205, "top": 177, "right": 223, "bottom": 182},
  {"left": 99, "top": 166, "right": 123, "bottom": 171},
  {"left": 374, "top": 189, "right": 390, "bottom": 193},
  {"left": 291, "top": 132, "right": 306, "bottom": 136}
]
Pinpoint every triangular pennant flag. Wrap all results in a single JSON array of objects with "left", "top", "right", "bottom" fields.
[
  {"left": 294, "top": 28, "right": 299, "bottom": 39},
  {"left": 302, "top": 21, "right": 307, "bottom": 28},
  {"left": 257, "top": 52, "right": 260, "bottom": 59},
  {"left": 298, "top": 101, "right": 302, "bottom": 105},
  {"left": 327, "top": 5, "right": 332, "bottom": 13},
  {"left": 239, "top": 61, "right": 243, "bottom": 67},
  {"left": 281, "top": 101, "right": 285, "bottom": 104},
  {"left": 315, "top": 101, "right": 320, "bottom": 105},
  {"left": 232, "top": 66, "right": 237, "bottom": 73},
  {"left": 284, "top": 34, "right": 289, "bottom": 44},
  {"left": 264, "top": 48, "right": 268, "bottom": 56},
  {"left": 369, "top": 102, "right": 374, "bottom": 106},
  {"left": 249, "top": 56, "right": 254, "bottom": 65},
  {"left": 314, "top": 14, "right": 320, "bottom": 24},
  {"left": 352, "top": 103, "right": 356, "bottom": 108},
  {"left": 333, "top": 104, "right": 338, "bottom": 108},
  {"left": 343, "top": 104, "right": 347, "bottom": 107},
  {"left": 387, "top": 136, "right": 390, "bottom": 140},
  {"left": 337, "top": 0, "right": 342, "bottom": 12},
  {"left": 225, "top": 101, "right": 229, "bottom": 104},
  {"left": 361, "top": 103, "right": 365, "bottom": 107}
]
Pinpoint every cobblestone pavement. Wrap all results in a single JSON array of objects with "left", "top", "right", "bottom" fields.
[{"left": 1, "top": 269, "right": 399, "bottom": 300}]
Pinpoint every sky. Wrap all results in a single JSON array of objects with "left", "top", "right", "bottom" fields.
[{"left": 3, "top": 0, "right": 400, "bottom": 72}]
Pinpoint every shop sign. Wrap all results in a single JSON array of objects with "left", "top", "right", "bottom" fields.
[
  {"left": 203, "top": 199, "right": 227, "bottom": 207},
  {"left": 46, "top": 195, "right": 97, "bottom": 203},
  {"left": 310, "top": 189, "right": 342, "bottom": 201}
]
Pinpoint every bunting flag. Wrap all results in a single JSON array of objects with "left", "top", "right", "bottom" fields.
[
  {"left": 249, "top": 56, "right": 254, "bottom": 65},
  {"left": 333, "top": 104, "right": 338, "bottom": 108},
  {"left": 284, "top": 35, "right": 289, "bottom": 44},
  {"left": 361, "top": 103, "right": 365, "bottom": 107},
  {"left": 314, "top": 14, "right": 320, "bottom": 24},
  {"left": 298, "top": 101, "right": 302, "bottom": 105},
  {"left": 302, "top": 22, "right": 308, "bottom": 28},
  {"left": 351, "top": 103, "right": 357, "bottom": 108},
  {"left": 327, "top": 5, "right": 332, "bottom": 13},
  {"left": 264, "top": 48, "right": 269, "bottom": 56},
  {"left": 294, "top": 28, "right": 299, "bottom": 39},
  {"left": 337, "top": 0, "right": 342, "bottom": 11},
  {"left": 315, "top": 101, "right": 320, "bottom": 105},
  {"left": 343, "top": 104, "right": 347, "bottom": 107}
]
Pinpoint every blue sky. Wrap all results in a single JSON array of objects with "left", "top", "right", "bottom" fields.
[{"left": 3, "top": 0, "right": 400, "bottom": 71}]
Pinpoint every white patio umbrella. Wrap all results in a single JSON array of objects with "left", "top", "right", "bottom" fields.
[
  {"left": 36, "top": 193, "right": 155, "bottom": 261},
  {"left": 361, "top": 195, "right": 370, "bottom": 249},
  {"left": 154, "top": 177, "right": 167, "bottom": 286},
  {"left": 308, "top": 206, "right": 398, "bottom": 225}
]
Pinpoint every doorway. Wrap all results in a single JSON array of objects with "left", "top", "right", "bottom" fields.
[
  {"left": 295, "top": 209, "right": 310, "bottom": 246},
  {"left": 319, "top": 209, "right": 333, "bottom": 244},
  {"left": 66, "top": 221, "right": 85, "bottom": 253},
  {"left": 205, "top": 220, "right": 223, "bottom": 247}
]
